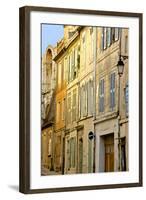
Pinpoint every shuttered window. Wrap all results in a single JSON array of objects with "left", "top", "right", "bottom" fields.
[
  {"left": 72, "top": 89, "right": 77, "bottom": 122},
  {"left": 90, "top": 27, "right": 94, "bottom": 59},
  {"left": 67, "top": 93, "right": 71, "bottom": 124},
  {"left": 62, "top": 98, "right": 65, "bottom": 121},
  {"left": 125, "top": 83, "right": 129, "bottom": 116},
  {"left": 110, "top": 73, "right": 115, "bottom": 110},
  {"left": 99, "top": 79, "right": 104, "bottom": 112},
  {"left": 103, "top": 27, "right": 107, "bottom": 49},
  {"left": 83, "top": 85, "right": 87, "bottom": 117},
  {"left": 101, "top": 28, "right": 104, "bottom": 51},
  {"left": 107, "top": 27, "right": 111, "bottom": 47},
  {"left": 87, "top": 80, "right": 93, "bottom": 116},
  {"left": 115, "top": 28, "right": 119, "bottom": 41},
  {"left": 82, "top": 35, "right": 86, "bottom": 66}
]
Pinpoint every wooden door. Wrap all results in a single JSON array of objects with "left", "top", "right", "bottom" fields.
[
  {"left": 104, "top": 134, "right": 114, "bottom": 172},
  {"left": 78, "top": 138, "right": 83, "bottom": 173}
]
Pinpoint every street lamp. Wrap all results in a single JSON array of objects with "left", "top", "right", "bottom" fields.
[
  {"left": 117, "top": 28, "right": 125, "bottom": 171},
  {"left": 117, "top": 56, "right": 124, "bottom": 77},
  {"left": 117, "top": 55, "right": 124, "bottom": 171}
]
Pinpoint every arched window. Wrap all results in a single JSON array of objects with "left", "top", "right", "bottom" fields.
[{"left": 46, "top": 49, "right": 52, "bottom": 77}]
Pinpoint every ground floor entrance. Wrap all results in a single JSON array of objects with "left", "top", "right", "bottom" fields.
[{"left": 103, "top": 133, "right": 114, "bottom": 172}]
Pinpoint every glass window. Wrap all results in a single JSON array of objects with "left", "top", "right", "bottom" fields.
[
  {"left": 101, "top": 27, "right": 104, "bottom": 51},
  {"left": 115, "top": 28, "right": 119, "bottom": 41},
  {"left": 107, "top": 27, "right": 111, "bottom": 47},
  {"left": 103, "top": 27, "right": 107, "bottom": 49}
]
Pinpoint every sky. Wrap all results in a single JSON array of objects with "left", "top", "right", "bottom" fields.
[{"left": 41, "top": 24, "right": 64, "bottom": 55}]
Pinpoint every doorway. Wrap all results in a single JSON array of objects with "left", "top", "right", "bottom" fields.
[{"left": 103, "top": 133, "right": 114, "bottom": 172}]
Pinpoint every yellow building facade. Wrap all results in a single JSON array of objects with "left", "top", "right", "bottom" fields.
[{"left": 41, "top": 25, "right": 129, "bottom": 175}]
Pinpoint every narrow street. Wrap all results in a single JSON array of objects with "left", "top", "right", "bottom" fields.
[{"left": 41, "top": 165, "right": 62, "bottom": 176}]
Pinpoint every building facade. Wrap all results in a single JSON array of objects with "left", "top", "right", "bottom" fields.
[
  {"left": 41, "top": 25, "right": 129, "bottom": 175},
  {"left": 41, "top": 45, "right": 57, "bottom": 174},
  {"left": 94, "top": 27, "right": 129, "bottom": 172}
]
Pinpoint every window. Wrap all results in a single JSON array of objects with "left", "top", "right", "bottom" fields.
[
  {"left": 88, "top": 80, "right": 93, "bottom": 115},
  {"left": 110, "top": 73, "right": 115, "bottom": 110},
  {"left": 68, "top": 55, "right": 72, "bottom": 82},
  {"left": 90, "top": 27, "right": 94, "bottom": 59},
  {"left": 103, "top": 27, "right": 107, "bottom": 49},
  {"left": 62, "top": 99, "right": 65, "bottom": 121},
  {"left": 101, "top": 27, "right": 104, "bottom": 51},
  {"left": 64, "top": 57, "right": 68, "bottom": 82},
  {"left": 125, "top": 83, "right": 129, "bottom": 116},
  {"left": 82, "top": 34, "right": 86, "bottom": 66},
  {"left": 107, "top": 27, "right": 111, "bottom": 47},
  {"left": 67, "top": 93, "right": 71, "bottom": 124},
  {"left": 70, "top": 50, "right": 75, "bottom": 81},
  {"left": 101, "top": 27, "right": 119, "bottom": 51},
  {"left": 83, "top": 85, "right": 87, "bottom": 117},
  {"left": 74, "top": 47, "right": 78, "bottom": 75},
  {"left": 61, "top": 60, "right": 64, "bottom": 84},
  {"left": 48, "top": 138, "right": 52, "bottom": 156},
  {"left": 72, "top": 89, "right": 77, "bottom": 122},
  {"left": 115, "top": 28, "right": 119, "bottom": 41},
  {"left": 77, "top": 45, "right": 80, "bottom": 69},
  {"left": 99, "top": 79, "right": 104, "bottom": 112},
  {"left": 70, "top": 137, "right": 76, "bottom": 168}
]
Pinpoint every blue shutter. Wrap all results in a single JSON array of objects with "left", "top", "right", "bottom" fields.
[
  {"left": 125, "top": 83, "right": 129, "bottom": 116},
  {"left": 110, "top": 73, "right": 115, "bottom": 109}
]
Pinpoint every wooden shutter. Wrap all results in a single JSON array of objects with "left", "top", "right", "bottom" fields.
[
  {"left": 72, "top": 89, "right": 76, "bottom": 122},
  {"left": 67, "top": 93, "right": 71, "bottom": 124},
  {"left": 99, "top": 79, "right": 104, "bottom": 112}
]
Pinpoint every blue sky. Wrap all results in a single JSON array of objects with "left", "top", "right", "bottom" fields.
[{"left": 41, "top": 24, "right": 64, "bottom": 55}]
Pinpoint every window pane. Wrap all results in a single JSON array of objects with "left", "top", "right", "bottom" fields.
[
  {"left": 115, "top": 28, "right": 119, "bottom": 41},
  {"left": 107, "top": 28, "right": 111, "bottom": 47},
  {"left": 101, "top": 28, "right": 104, "bottom": 51},
  {"left": 104, "top": 28, "right": 107, "bottom": 49}
]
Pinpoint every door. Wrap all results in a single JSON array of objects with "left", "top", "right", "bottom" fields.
[
  {"left": 104, "top": 134, "right": 114, "bottom": 172},
  {"left": 78, "top": 138, "right": 83, "bottom": 173}
]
